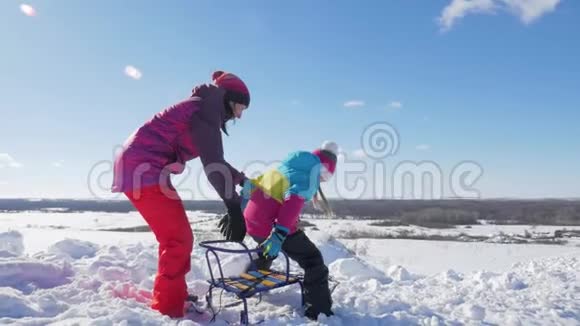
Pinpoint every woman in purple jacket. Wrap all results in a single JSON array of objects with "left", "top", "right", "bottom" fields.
[{"left": 111, "top": 71, "right": 249, "bottom": 317}]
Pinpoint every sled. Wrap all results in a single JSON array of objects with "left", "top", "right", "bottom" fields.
[{"left": 199, "top": 240, "right": 305, "bottom": 325}]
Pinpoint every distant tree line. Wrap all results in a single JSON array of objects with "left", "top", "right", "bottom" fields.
[
  {"left": 1, "top": 198, "right": 579, "bottom": 226},
  {"left": 303, "top": 199, "right": 580, "bottom": 226}
]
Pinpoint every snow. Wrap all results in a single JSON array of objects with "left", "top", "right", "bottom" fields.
[
  {"left": 329, "top": 258, "right": 390, "bottom": 283},
  {"left": 0, "top": 258, "right": 73, "bottom": 292},
  {"left": 0, "top": 212, "right": 578, "bottom": 325},
  {"left": 386, "top": 265, "right": 414, "bottom": 282},
  {"left": 0, "top": 211, "right": 215, "bottom": 233},
  {"left": 342, "top": 238, "right": 580, "bottom": 275},
  {"left": 49, "top": 239, "right": 99, "bottom": 259},
  {"left": 0, "top": 287, "right": 41, "bottom": 318},
  {"left": 0, "top": 230, "right": 24, "bottom": 257},
  {"left": 312, "top": 218, "right": 580, "bottom": 242}
]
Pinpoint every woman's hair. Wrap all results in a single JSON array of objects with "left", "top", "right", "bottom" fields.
[
  {"left": 314, "top": 187, "right": 333, "bottom": 217},
  {"left": 221, "top": 94, "right": 235, "bottom": 136},
  {"left": 221, "top": 119, "right": 231, "bottom": 136}
]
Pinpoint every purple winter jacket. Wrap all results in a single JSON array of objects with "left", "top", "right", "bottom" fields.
[{"left": 111, "top": 84, "right": 245, "bottom": 204}]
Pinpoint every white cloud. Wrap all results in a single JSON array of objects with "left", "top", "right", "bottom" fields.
[
  {"left": 124, "top": 65, "right": 142, "bottom": 80},
  {"left": 505, "top": 0, "right": 560, "bottom": 23},
  {"left": 344, "top": 100, "right": 365, "bottom": 108},
  {"left": 439, "top": 0, "right": 496, "bottom": 31},
  {"left": 52, "top": 160, "right": 65, "bottom": 168},
  {"left": 390, "top": 101, "right": 403, "bottom": 109},
  {"left": 416, "top": 144, "right": 431, "bottom": 151},
  {"left": 352, "top": 149, "right": 367, "bottom": 158},
  {"left": 438, "top": 0, "right": 560, "bottom": 31},
  {"left": 0, "top": 181, "right": 7, "bottom": 186},
  {"left": 20, "top": 4, "right": 37, "bottom": 17},
  {"left": 0, "top": 154, "right": 22, "bottom": 168}
]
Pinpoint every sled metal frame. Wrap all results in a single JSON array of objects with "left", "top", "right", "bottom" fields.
[{"left": 199, "top": 240, "right": 304, "bottom": 325}]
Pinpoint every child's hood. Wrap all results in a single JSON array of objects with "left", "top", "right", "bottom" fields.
[{"left": 282, "top": 151, "right": 321, "bottom": 173}]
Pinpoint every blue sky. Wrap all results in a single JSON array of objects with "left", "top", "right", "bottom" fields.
[{"left": 0, "top": 1, "right": 578, "bottom": 199}]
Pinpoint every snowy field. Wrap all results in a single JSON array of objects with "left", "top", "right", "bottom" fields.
[
  {"left": 310, "top": 218, "right": 580, "bottom": 243},
  {"left": 0, "top": 211, "right": 579, "bottom": 325}
]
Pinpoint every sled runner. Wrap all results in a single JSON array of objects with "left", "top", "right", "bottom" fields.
[{"left": 199, "top": 240, "right": 305, "bottom": 325}]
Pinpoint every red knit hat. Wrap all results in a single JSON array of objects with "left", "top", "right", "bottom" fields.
[
  {"left": 313, "top": 141, "right": 338, "bottom": 176},
  {"left": 212, "top": 71, "right": 250, "bottom": 107}
]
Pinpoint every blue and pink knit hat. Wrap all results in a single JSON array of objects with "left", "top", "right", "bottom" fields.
[{"left": 313, "top": 141, "right": 338, "bottom": 177}]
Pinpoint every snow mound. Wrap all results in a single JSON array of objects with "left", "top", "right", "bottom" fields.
[
  {"left": 0, "top": 258, "right": 73, "bottom": 291},
  {"left": 494, "top": 272, "right": 527, "bottom": 290},
  {"left": 387, "top": 265, "right": 413, "bottom": 281},
  {"left": 97, "top": 266, "right": 131, "bottom": 282},
  {"left": 437, "top": 269, "right": 464, "bottom": 282},
  {"left": 0, "top": 230, "right": 25, "bottom": 257},
  {"left": 309, "top": 231, "right": 356, "bottom": 264},
  {"left": 459, "top": 303, "right": 486, "bottom": 321},
  {"left": 330, "top": 258, "right": 390, "bottom": 283},
  {"left": 48, "top": 239, "right": 99, "bottom": 259},
  {"left": 0, "top": 287, "right": 41, "bottom": 318}
]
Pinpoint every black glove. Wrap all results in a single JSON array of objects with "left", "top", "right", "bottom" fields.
[{"left": 218, "top": 202, "right": 246, "bottom": 241}]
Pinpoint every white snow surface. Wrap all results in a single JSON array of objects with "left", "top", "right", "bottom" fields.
[{"left": 0, "top": 212, "right": 578, "bottom": 325}]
